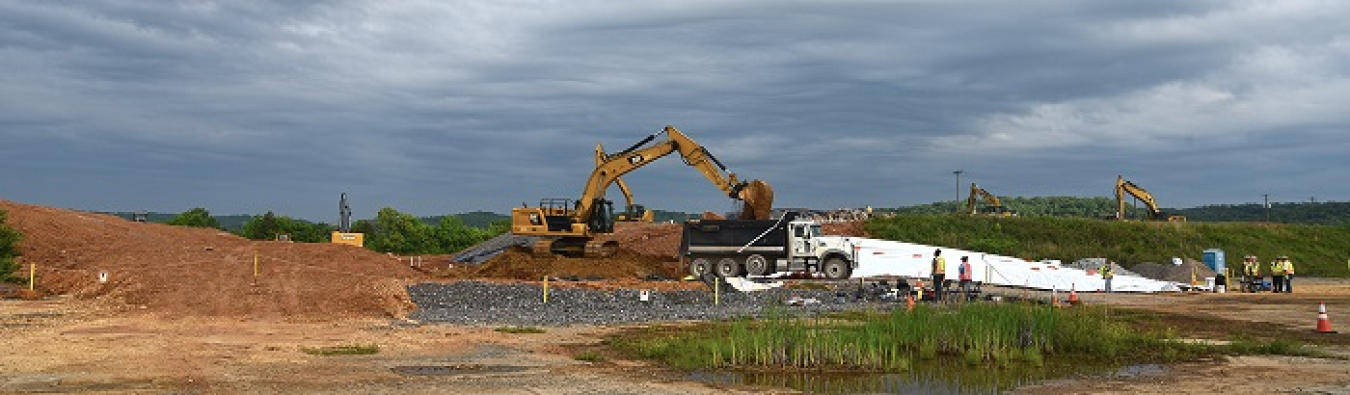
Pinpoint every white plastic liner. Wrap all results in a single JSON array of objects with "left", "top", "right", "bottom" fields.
[{"left": 844, "top": 237, "right": 1183, "bottom": 293}]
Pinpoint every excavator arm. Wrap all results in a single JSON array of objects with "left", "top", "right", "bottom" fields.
[
  {"left": 512, "top": 125, "right": 773, "bottom": 257},
  {"left": 574, "top": 126, "right": 772, "bottom": 225},
  {"left": 595, "top": 144, "right": 652, "bottom": 222}
]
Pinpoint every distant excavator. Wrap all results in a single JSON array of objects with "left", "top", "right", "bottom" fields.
[
  {"left": 511, "top": 126, "right": 774, "bottom": 257},
  {"left": 965, "top": 183, "right": 1016, "bottom": 217},
  {"left": 1115, "top": 175, "right": 1186, "bottom": 222}
]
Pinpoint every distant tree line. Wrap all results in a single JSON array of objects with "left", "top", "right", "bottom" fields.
[{"left": 156, "top": 206, "right": 508, "bottom": 255}]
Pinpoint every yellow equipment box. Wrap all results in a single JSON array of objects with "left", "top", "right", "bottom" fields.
[{"left": 331, "top": 232, "right": 365, "bottom": 247}]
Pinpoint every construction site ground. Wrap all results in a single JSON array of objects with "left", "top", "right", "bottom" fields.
[{"left": 2, "top": 199, "right": 1348, "bottom": 393}]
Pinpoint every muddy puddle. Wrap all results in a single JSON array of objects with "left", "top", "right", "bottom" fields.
[{"left": 689, "top": 358, "right": 1165, "bottom": 394}]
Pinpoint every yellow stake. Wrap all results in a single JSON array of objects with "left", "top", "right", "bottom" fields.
[
  {"left": 543, "top": 276, "right": 549, "bottom": 303},
  {"left": 254, "top": 250, "right": 259, "bottom": 278},
  {"left": 29, "top": 263, "right": 35, "bottom": 291},
  {"left": 714, "top": 279, "right": 720, "bottom": 306}
]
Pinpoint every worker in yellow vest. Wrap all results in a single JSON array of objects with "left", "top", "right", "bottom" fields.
[
  {"left": 931, "top": 249, "right": 947, "bottom": 303},
  {"left": 1242, "top": 255, "right": 1262, "bottom": 293},
  {"left": 1269, "top": 258, "right": 1285, "bottom": 294},
  {"left": 1101, "top": 261, "right": 1115, "bottom": 293},
  {"left": 1280, "top": 256, "right": 1295, "bottom": 293}
]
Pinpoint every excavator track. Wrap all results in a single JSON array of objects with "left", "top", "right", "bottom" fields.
[
  {"left": 532, "top": 239, "right": 555, "bottom": 258},
  {"left": 583, "top": 240, "right": 618, "bottom": 259}
]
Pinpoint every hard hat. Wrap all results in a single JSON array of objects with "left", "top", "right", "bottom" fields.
[{"left": 1279, "top": 255, "right": 1288, "bottom": 259}]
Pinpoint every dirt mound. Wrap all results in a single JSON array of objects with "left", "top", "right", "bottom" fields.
[{"left": 0, "top": 199, "right": 425, "bottom": 320}]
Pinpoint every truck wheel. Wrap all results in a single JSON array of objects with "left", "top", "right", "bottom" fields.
[
  {"left": 716, "top": 257, "right": 744, "bottom": 278},
  {"left": 689, "top": 258, "right": 711, "bottom": 277},
  {"left": 745, "top": 254, "right": 772, "bottom": 276},
  {"left": 822, "top": 257, "right": 852, "bottom": 280}
]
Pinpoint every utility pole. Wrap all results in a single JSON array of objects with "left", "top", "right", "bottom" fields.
[
  {"left": 1263, "top": 194, "right": 1270, "bottom": 222},
  {"left": 954, "top": 170, "right": 963, "bottom": 213}
]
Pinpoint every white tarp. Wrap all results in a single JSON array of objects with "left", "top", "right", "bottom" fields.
[{"left": 844, "top": 237, "right": 1183, "bottom": 293}]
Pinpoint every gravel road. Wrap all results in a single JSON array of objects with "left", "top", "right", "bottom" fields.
[{"left": 407, "top": 281, "right": 892, "bottom": 326}]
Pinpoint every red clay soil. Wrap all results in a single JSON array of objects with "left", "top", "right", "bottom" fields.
[
  {"left": 1, "top": 200, "right": 874, "bottom": 318},
  {"left": 0, "top": 200, "right": 425, "bottom": 320}
]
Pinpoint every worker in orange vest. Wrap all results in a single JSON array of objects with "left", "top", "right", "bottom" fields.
[{"left": 931, "top": 249, "right": 947, "bottom": 303}]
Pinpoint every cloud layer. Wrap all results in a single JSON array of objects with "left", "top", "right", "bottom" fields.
[{"left": 2, "top": 0, "right": 1347, "bottom": 220}]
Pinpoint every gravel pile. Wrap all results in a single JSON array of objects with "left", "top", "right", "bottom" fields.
[
  {"left": 407, "top": 281, "right": 886, "bottom": 326},
  {"left": 1062, "top": 258, "right": 1141, "bottom": 277}
]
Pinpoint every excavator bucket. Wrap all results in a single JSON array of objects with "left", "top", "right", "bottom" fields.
[{"left": 738, "top": 180, "right": 775, "bottom": 220}]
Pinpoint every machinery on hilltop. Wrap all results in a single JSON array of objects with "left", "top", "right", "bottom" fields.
[
  {"left": 1114, "top": 175, "right": 1186, "bottom": 222},
  {"left": 512, "top": 126, "right": 774, "bottom": 258},
  {"left": 331, "top": 193, "right": 365, "bottom": 247},
  {"left": 965, "top": 183, "right": 1016, "bottom": 217}
]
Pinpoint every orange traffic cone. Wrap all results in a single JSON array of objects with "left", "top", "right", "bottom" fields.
[
  {"left": 1315, "top": 302, "right": 1337, "bottom": 333},
  {"left": 1068, "top": 284, "right": 1080, "bottom": 305},
  {"left": 906, "top": 293, "right": 916, "bottom": 311}
]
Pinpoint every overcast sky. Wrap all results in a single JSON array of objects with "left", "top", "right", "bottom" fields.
[{"left": 2, "top": 1, "right": 1347, "bottom": 222}]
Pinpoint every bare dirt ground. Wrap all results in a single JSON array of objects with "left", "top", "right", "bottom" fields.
[{"left": 2, "top": 199, "right": 1348, "bottom": 393}]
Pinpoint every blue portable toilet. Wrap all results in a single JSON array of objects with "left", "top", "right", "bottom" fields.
[{"left": 1203, "top": 249, "right": 1225, "bottom": 273}]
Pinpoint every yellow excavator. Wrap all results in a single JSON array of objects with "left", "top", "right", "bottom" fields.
[
  {"left": 965, "top": 183, "right": 1016, "bottom": 217},
  {"left": 1115, "top": 175, "right": 1186, "bottom": 222},
  {"left": 511, "top": 126, "right": 774, "bottom": 257},
  {"left": 595, "top": 145, "right": 654, "bottom": 223}
]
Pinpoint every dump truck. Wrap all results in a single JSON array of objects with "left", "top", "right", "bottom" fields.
[{"left": 680, "top": 212, "right": 857, "bottom": 280}]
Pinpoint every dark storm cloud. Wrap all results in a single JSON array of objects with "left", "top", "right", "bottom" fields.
[{"left": 2, "top": 0, "right": 1347, "bottom": 220}]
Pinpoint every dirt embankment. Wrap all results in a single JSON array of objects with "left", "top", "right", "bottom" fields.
[
  {"left": 2, "top": 200, "right": 873, "bottom": 317},
  {"left": 1, "top": 200, "right": 426, "bottom": 320}
]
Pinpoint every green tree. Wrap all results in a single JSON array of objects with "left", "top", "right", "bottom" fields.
[
  {"left": 238, "top": 211, "right": 336, "bottom": 243},
  {"left": 367, "top": 207, "right": 436, "bottom": 254},
  {"left": 167, "top": 207, "right": 220, "bottom": 229},
  {"left": 0, "top": 208, "right": 22, "bottom": 283},
  {"left": 434, "top": 216, "right": 486, "bottom": 253},
  {"left": 241, "top": 211, "right": 282, "bottom": 240}
]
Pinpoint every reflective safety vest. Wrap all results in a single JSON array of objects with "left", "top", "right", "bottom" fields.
[
  {"left": 1270, "top": 261, "right": 1285, "bottom": 275},
  {"left": 1101, "top": 264, "right": 1114, "bottom": 279},
  {"left": 1284, "top": 260, "right": 1295, "bottom": 275},
  {"left": 933, "top": 256, "right": 947, "bottom": 275},
  {"left": 959, "top": 262, "right": 973, "bottom": 281},
  {"left": 1244, "top": 261, "right": 1260, "bottom": 276}
]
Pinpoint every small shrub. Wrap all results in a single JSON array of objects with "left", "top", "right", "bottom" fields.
[{"left": 302, "top": 344, "right": 379, "bottom": 356}]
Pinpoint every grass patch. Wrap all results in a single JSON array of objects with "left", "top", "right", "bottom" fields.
[
  {"left": 495, "top": 326, "right": 546, "bottom": 334},
  {"left": 301, "top": 344, "right": 379, "bottom": 356},
  {"left": 574, "top": 351, "right": 604, "bottom": 362},
  {"left": 608, "top": 303, "right": 1312, "bottom": 372}
]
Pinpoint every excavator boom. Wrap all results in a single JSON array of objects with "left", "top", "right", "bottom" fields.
[{"left": 512, "top": 126, "right": 773, "bottom": 257}]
